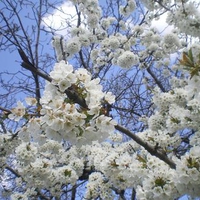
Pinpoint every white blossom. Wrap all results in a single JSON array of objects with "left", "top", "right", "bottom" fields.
[
  {"left": 25, "top": 97, "right": 37, "bottom": 106},
  {"left": 8, "top": 101, "right": 26, "bottom": 121},
  {"left": 117, "top": 51, "right": 139, "bottom": 68},
  {"left": 65, "top": 38, "right": 81, "bottom": 56},
  {"left": 119, "top": 0, "right": 136, "bottom": 16}
]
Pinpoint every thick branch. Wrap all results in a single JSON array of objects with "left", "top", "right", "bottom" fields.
[
  {"left": 115, "top": 125, "right": 176, "bottom": 169},
  {"left": 146, "top": 67, "right": 166, "bottom": 92},
  {"left": 18, "top": 49, "right": 41, "bottom": 104},
  {"left": 5, "top": 165, "right": 20, "bottom": 177},
  {"left": 131, "top": 188, "right": 136, "bottom": 200},
  {"left": 18, "top": 50, "right": 87, "bottom": 108},
  {"left": 0, "top": 106, "right": 11, "bottom": 114},
  {"left": 71, "top": 184, "right": 76, "bottom": 200},
  {"left": 20, "top": 60, "right": 52, "bottom": 82}
]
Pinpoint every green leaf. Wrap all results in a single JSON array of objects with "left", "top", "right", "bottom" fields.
[
  {"left": 110, "top": 160, "right": 119, "bottom": 168},
  {"left": 26, "top": 144, "right": 31, "bottom": 151},
  {"left": 64, "top": 169, "right": 71, "bottom": 177},
  {"left": 85, "top": 114, "right": 94, "bottom": 123},
  {"left": 188, "top": 49, "right": 194, "bottom": 63},
  {"left": 154, "top": 177, "right": 166, "bottom": 188},
  {"left": 179, "top": 49, "right": 200, "bottom": 79},
  {"left": 170, "top": 117, "right": 180, "bottom": 124},
  {"left": 187, "top": 157, "right": 199, "bottom": 170}
]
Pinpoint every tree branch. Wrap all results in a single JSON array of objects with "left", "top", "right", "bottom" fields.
[
  {"left": 115, "top": 125, "right": 176, "bottom": 169},
  {"left": 18, "top": 50, "right": 87, "bottom": 108},
  {"left": 5, "top": 165, "right": 20, "bottom": 177},
  {"left": 146, "top": 67, "right": 166, "bottom": 92},
  {"left": 0, "top": 106, "right": 11, "bottom": 114}
]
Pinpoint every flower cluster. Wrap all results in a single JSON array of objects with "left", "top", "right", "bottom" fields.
[
  {"left": 0, "top": 133, "right": 19, "bottom": 165},
  {"left": 74, "top": 0, "right": 101, "bottom": 29},
  {"left": 14, "top": 140, "right": 84, "bottom": 198},
  {"left": 119, "top": 0, "right": 136, "bottom": 16},
  {"left": 136, "top": 164, "right": 179, "bottom": 200},
  {"left": 137, "top": 69, "right": 200, "bottom": 152},
  {"left": 117, "top": 51, "right": 139, "bottom": 69},
  {"left": 80, "top": 141, "right": 181, "bottom": 199},
  {"left": 90, "top": 32, "right": 140, "bottom": 70},
  {"left": 163, "top": 33, "right": 181, "bottom": 53},
  {"left": 174, "top": 146, "right": 200, "bottom": 197},
  {"left": 85, "top": 172, "right": 113, "bottom": 199},
  {"left": 166, "top": 2, "right": 200, "bottom": 38},
  {"left": 18, "top": 61, "right": 116, "bottom": 146}
]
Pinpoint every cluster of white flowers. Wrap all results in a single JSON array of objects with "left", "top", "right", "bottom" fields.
[
  {"left": 139, "top": 28, "right": 183, "bottom": 70},
  {"left": 119, "top": 0, "right": 136, "bottom": 16},
  {"left": 174, "top": 146, "right": 200, "bottom": 197},
  {"left": 0, "top": 133, "right": 19, "bottom": 165},
  {"left": 108, "top": 132, "right": 123, "bottom": 142},
  {"left": 136, "top": 66, "right": 200, "bottom": 152},
  {"left": 80, "top": 141, "right": 183, "bottom": 199},
  {"left": 101, "top": 17, "right": 116, "bottom": 30},
  {"left": 14, "top": 140, "right": 84, "bottom": 197},
  {"left": 189, "top": 44, "right": 200, "bottom": 63},
  {"left": 70, "top": 0, "right": 101, "bottom": 29},
  {"left": 15, "top": 142, "right": 38, "bottom": 165},
  {"left": 142, "top": 0, "right": 200, "bottom": 39},
  {"left": 78, "top": 70, "right": 200, "bottom": 197},
  {"left": 85, "top": 172, "right": 113, "bottom": 199},
  {"left": 51, "top": 0, "right": 189, "bottom": 73},
  {"left": 81, "top": 141, "right": 146, "bottom": 190},
  {"left": 52, "top": 35, "right": 89, "bottom": 61},
  {"left": 166, "top": 2, "right": 200, "bottom": 38},
  {"left": 163, "top": 33, "right": 181, "bottom": 53},
  {"left": 132, "top": 25, "right": 144, "bottom": 36},
  {"left": 50, "top": 61, "right": 76, "bottom": 90},
  {"left": 117, "top": 51, "right": 139, "bottom": 69},
  {"left": 18, "top": 61, "right": 116, "bottom": 146},
  {"left": 11, "top": 188, "right": 37, "bottom": 200},
  {"left": 50, "top": 1, "right": 141, "bottom": 70},
  {"left": 141, "top": 0, "right": 184, "bottom": 14},
  {"left": 10, "top": 119, "right": 200, "bottom": 200},
  {"left": 151, "top": 75, "right": 200, "bottom": 129},
  {"left": 140, "top": 0, "right": 156, "bottom": 11},
  {"left": 136, "top": 164, "right": 179, "bottom": 200},
  {"left": 65, "top": 38, "right": 81, "bottom": 56},
  {"left": 90, "top": 32, "right": 141, "bottom": 69}
]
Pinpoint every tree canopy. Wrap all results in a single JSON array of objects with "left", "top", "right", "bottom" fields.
[{"left": 0, "top": 0, "right": 200, "bottom": 199}]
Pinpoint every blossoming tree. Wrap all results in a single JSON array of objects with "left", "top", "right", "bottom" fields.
[{"left": 1, "top": 0, "right": 200, "bottom": 199}]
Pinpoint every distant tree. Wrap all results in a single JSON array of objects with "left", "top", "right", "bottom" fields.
[{"left": 0, "top": 0, "right": 200, "bottom": 199}]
